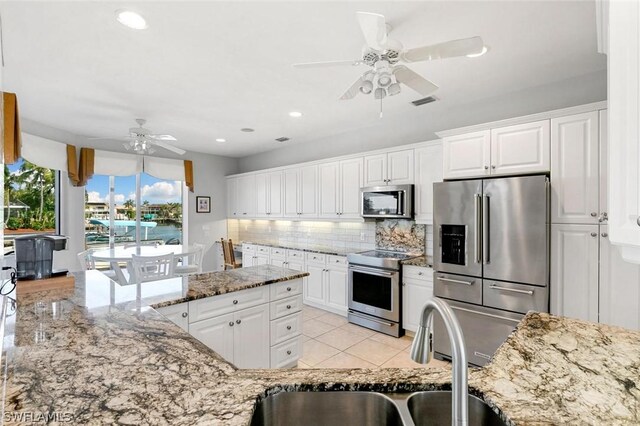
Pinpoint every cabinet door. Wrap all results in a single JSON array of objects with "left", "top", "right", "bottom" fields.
[
  {"left": 387, "top": 149, "right": 414, "bottom": 184},
  {"left": 236, "top": 174, "right": 256, "bottom": 217},
  {"left": 254, "top": 173, "right": 269, "bottom": 218},
  {"left": 304, "top": 264, "right": 326, "bottom": 306},
  {"left": 255, "top": 253, "right": 269, "bottom": 266},
  {"left": 490, "top": 120, "right": 550, "bottom": 175},
  {"left": 226, "top": 178, "right": 238, "bottom": 218},
  {"left": 318, "top": 162, "right": 340, "bottom": 218},
  {"left": 551, "top": 112, "right": 599, "bottom": 224},
  {"left": 233, "top": 304, "right": 270, "bottom": 369},
  {"left": 283, "top": 168, "right": 299, "bottom": 218},
  {"left": 242, "top": 249, "right": 254, "bottom": 267},
  {"left": 299, "top": 165, "right": 318, "bottom": 217},
  {"left": 442, "top": 131, "right": 491, "bottom": 179},
  {"left": 599, "top": 225, "right": 640, "bottom": 329},
  {"left": 550, "top": 224, "right": 599, "bottom": 322},
  {"left": 326, "top": 267, "right": 348, "bottom": 315},
  {"left": 189, "top": 313, "right": 235, "bottom": 362},
  {"left": 339, "top": 158, "right": 363, "bottom": 219},
  {"left": 286, "top": 259, "right": 305, "bottom": 272},
  {"left": 414, "top": 144, "right": 443, "bottom": 224},
  {"left": 268, "top": 171, "right": 283, "bottom": 217},
  {"left": 402, "top": 278, "right": 433, "bottom": 333},
  {"left": 156, "top": 303, "right": 189, "bottom": 332},
  {"left": 599, "top": 110, "right": 608, "bottom": 223},
  {"left": 364, "top": 153, "right": 387, "bottom": 186}
]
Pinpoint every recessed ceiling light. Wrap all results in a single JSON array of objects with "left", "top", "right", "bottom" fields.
[
  {"left": 466, "top": 46, "right": 488, "bottom": 58},
  {"left": 241, "top": 128, "right": 255, "bottom": 132},
  {"left": 216, "top": 138, "right": 226, "bottom": 143},
  {"left": 116, "top": 10, "right": 148, "bottom": 30},
  {"left": 289, "top": 111, "right": 303, "bottom": 118}
]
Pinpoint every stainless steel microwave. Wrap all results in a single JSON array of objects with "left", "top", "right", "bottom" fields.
[{"left": 360, "top": 185, "right": 414, "bottom": 219}]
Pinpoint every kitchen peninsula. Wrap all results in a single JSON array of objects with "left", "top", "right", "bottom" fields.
[{"left": 2, "top": 268, "right": 639, "bottom": 425}]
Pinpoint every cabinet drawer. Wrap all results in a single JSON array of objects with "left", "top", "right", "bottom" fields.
[
  {"left": 327, "top": 255, "right": 347, "bottom": 268},
  {"left": 189, "top": 286, "right": 269, "bottom": 323},
  {"left": 270, "top": 279, "right": 303, "bottom": 301},
  {"left": 287, "top": 249, "right": 305, "bottom": 260},
  {"left": 270, "top": 336, "right": 303, "bottom": 368},
  {"left": 306, "top": 252, "right": 326, "bottom": 265},
  {"left": 256, "top": 245, "right": 270, "bottom": 255},
  {"left": 242, "top": 244, "right": 256, "bottom": 253},
  {"left": 270, "top": 247, "right": 286, "bottom": 259},
  {"left": 270, "top": 294, "right": 303, "bottom": 319},
  {"left": 270, "top": 312, "right": 302, "bottom": 346},
  {"left": 483, "top": 280, "right": 548, "bottom": 314},
  {"left": 403, "top": 265, "right": 433, "bottom": 281},
  {"left": 434, "top": 273, "right": 482, "bottom": 305}
]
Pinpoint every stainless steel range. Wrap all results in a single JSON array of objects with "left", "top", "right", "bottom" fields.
[{"left": 347, "top": 250, "right": 420, "bottom": 337}]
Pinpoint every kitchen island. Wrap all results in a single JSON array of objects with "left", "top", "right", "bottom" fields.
[{"left": 2, "top": 267, "right": 638, "bottom": 425}]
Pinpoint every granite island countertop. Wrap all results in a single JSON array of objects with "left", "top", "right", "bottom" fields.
[{"left": 3, "top": 268, "right": 639, "bottom": 425}]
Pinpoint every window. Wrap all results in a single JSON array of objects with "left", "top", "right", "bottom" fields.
[
  {"left": 84, "top": 173, "right": 183, "bottom": 249},
  {"left": 3, "top": 159, "right": 59, "bottom": 255}
]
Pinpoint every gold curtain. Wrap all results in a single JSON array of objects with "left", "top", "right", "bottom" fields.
[
  {"left": 66, "top": 145, "right": 80, "bottom": 186},
  {"left": 184, "top": 160, "right": 194, "bottom": 192},
  {"left": 78, "top": 147, "right": 95, "bottom": 186},
  {"left": 3, "top": 92, "right": 21, "bottom": 165}
]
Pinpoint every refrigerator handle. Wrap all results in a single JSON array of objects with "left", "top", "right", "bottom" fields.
[
  {"left": 483, "top": 194, "right": 490, "bottom": 264},
  {"left": 474, "top": 194, "right": 482, "bottom": 263}
]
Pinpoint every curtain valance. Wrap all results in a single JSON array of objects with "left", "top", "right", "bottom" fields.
[
  {"left": 142, "top": 157, "right": 194, "bottom": 192},
  {"left": 3, "top": 92, "right": 21, "bottom": 165}
]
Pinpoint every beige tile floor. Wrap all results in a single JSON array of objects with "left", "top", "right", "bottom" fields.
[{"left": 297, "top": 305, "right": 450, "bottom": 370}]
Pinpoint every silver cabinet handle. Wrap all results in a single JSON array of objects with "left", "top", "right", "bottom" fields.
[
  {"left": 233, "top": 300, "right": 238, "bottom": 305},
  {"left": 591, "top": 232, "right": 597, "bottom": 237},
  {"left": 286, "top": 325, "right": 292, "bottom": 330},
  {"left": 491, "top": 165, "right": 496, "bottom": 169},
  {"left": 286, "top": 305, "right": 292, "bottom": 309},
  {"left": 418, "top": 272, "right": 424, "bottom": 276},
  {"left": 181, "top": 312, "right": 188, "bottom": 318},
  {"left": 474, "top": 193, "right": 482, "bottom": 264},
  {"left": 286, "top": 287, "right": 292, "bottom": 291},
  {"left": 236, "top": 319, "right": 241, "bottom": 324},
  {"left": 489, "top": 284, "right": 533, "bottom": 295},
  {"left": 286, "top": 350, "right": 292, "bottom": 355},
  {"left": 482, "top": 194, "right": 490, "bottom": 264},
  {"left": 439, "top": 277, "right": 473, "bottom": 286},
  {"left": 229, "top": 322, "right": 234, "bottom": 327},
  {"left": 484, "top": 166, "right": 489, "bottom": 170},
  {"left": 601, "top": 232, "right": 608, "bottom": 238},
  {"left": 591, "top": 212, "right": 598, "bottom": 217}
]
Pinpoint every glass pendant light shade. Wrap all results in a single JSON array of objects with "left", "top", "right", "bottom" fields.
[
  {"left": 374, "top": 87, "right": 387, "bottom": 99},
  {"left": 387, "top": 82, "right": 401, "bottom": 96}
]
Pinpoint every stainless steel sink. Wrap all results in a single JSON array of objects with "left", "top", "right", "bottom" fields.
[
  {"left": 250, "top": 391, "right": 404, "bottom": 426},
  {"left": 407, "top": 391, "right": 506, "bottom": 426}
]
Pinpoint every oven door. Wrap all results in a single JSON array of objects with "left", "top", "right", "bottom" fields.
[{"left": 348, "top": 265, "right": 400, "bottom": 322}]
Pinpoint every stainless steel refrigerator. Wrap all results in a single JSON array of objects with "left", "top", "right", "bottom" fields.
[{"left": 433, "top": 174, "right": 550, "bottom": 366}]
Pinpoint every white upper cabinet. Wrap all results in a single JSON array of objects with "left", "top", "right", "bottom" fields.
[
  {"left": 599, "top": 110, "right": 608, "bottom": 222},
  {"left": 283, "top": 168, "right": 299, "bottom": 218},
  {"left": 490, "top": 120, "right": 550, "bottom": 175},
  {"left": 608, "top": 0, "right": 640, "bottom": 262},
  {"left": 236, "top": 174, "right": 256, "bottom": 217},
  {"left": 364, "top": 149, "right": 414, "bottom": 186},
  {"left": 255, "top": 171, "right": 283, "bottom": 218},
  {"left": 255, "top": 173, "right": 269, "bottom": 218},
  {"left": 318, "top": 162, "right": 340, "bottom": 218},
  {"left": 283, "top": 165, "right": 318, "bottom": 218},
  {"left": 339, "top": 157, "right": 363, "bottom": 219},
  {"left": 414, "top": 143, "right": 443, "bottom": 224},
  {"left": 551, "top": 112, "right": 600, "bottom": 224},
  {"left": 226, "top": 177, "right": 238, "bottom": 218},
  {"left": 443, "top": 131, "right": 491, "bottom": 179}
]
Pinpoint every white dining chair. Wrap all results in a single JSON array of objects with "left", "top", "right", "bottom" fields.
[
  {"left": 175, "top": 243, "right": 205, "bottom": 275},
  {"left": 131, "top": 253, "right": 175, "bottom": 283},
  {"left": 77, "top": 249, "right": 120, "bottom": 281}
]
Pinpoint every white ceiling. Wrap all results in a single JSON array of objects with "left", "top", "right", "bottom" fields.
[{"left": 2, "top": 1, "right": 606, "bottom": 158}]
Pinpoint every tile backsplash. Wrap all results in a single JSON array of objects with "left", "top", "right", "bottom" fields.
[{"left": 228, "top": 219, "right": 433, "bottom": 256}]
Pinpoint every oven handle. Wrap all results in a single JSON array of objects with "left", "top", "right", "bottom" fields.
[
  {"left": 349, "top": 265, "right": 397, "bottom": 277},
  {"left": 348, "top": 310, "right": 395, "bottom": 327},
  {"left": 438, "top": 277, "right": 474, "bottom": 286}
]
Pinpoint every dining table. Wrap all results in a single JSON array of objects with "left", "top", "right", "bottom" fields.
[{"left": 91, "top": 244, "right": 199, "bottom": 284}]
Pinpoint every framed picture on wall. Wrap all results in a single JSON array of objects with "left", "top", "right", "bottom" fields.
[{"left": 196, "top": 196, "right": 211, "bottom": 213}]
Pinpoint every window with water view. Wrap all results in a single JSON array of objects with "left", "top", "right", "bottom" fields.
[{"left": 84, "top": 174, "right": 183, "bottom": 249}]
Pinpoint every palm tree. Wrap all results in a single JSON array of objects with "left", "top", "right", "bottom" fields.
[
  {"left": 3, "top": 165, "right": 18, "bottom": 223},
  {"left": 123, "top": 199, "right": 135, "bottom": 219},
  {"left": 17, "top": 161, "right": 54, "bottom": 222}
]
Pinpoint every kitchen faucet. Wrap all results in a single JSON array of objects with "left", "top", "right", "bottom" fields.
[{"left": 410, "top": 297, "right": 468, "bottom": 426}]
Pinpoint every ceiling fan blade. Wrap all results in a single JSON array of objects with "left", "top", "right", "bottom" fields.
[
  {"left": 357, "top": 12, "right": 387, "bottom": 51},
  {"left": 293, "top": 60, "right": 362, "bottom": 68},
  {"left": 393, "top": 66, "right": 439, "bottom": 96},
  {"left": 151, "top": 140, "right": 186, "bottom": 155},
  {"left": 148, "top": 134, "right": 177, "bottom": 141},
  {"left": 401, "top": 36, "right": 484, "bottom": 62},
  {"left": 339, "top": 75, "right": 365, "bottom": 100}
]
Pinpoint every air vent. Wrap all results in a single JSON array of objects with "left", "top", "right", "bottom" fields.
[
  {"left": 411, "top": 96, "right": 438, "bottom": 106},
  {"left": 275, "top": 137, "right": 290, "bottom": 143}
]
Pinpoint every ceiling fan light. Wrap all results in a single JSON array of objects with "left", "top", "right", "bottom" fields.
[
  {"left": 388, "top": 82, "right": 401, "bottom": 96},
  {"left": 378, "top": 72, "right": 392, "bottom": 87},
  {"left": 359, "top": 79, "right": 374, "bottom": 94},
  {"left": 374, "top": 87, "right": 387, "bottom": 100}
]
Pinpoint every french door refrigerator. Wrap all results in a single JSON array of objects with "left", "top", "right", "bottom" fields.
[{"left": 433, "top": 174, "right": 550, "bottom": 366}]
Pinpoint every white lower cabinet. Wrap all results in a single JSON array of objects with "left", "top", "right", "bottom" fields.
[
  {"left": 402, "top": 265, "right": 434, "bottom": 332},
  {"left": 304, "top": 263, "right": 326, "bottom": 306},
  {"left": 303, "top": 254, "right": 348, "bottom": 316},
  {"left": 158, "top": 279, "right": 303, "bottom": 369}
]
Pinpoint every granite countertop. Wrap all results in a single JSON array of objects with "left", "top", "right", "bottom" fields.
[
  {"left": 401, "top": 255, "right": 433, "bottom": 268},
  {"left": 227, "top": 240, "right": 355, "bottom": 257},
  {"left": 3, "top": 269, "right": 639, "bottom": 425}
]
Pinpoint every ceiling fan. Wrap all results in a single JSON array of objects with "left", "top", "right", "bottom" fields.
[
  {"left": 293, "top": 12, "right": 486, "bottom": 102},
  {"left": 89, "top": 119, "right": 186, "bottom": 155}
]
